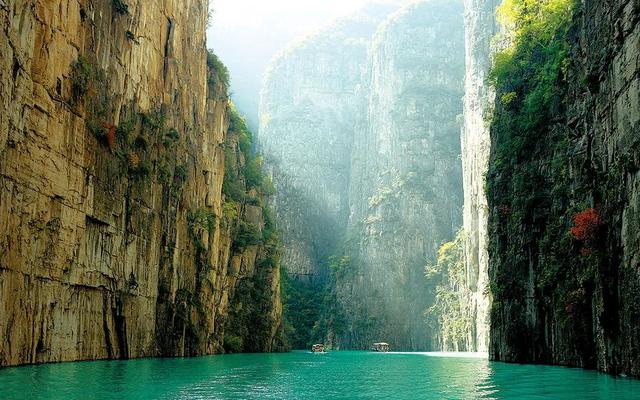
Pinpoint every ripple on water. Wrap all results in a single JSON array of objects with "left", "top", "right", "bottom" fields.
[{"left": 0, "top": 351, "right": 639, "bottom": 399}]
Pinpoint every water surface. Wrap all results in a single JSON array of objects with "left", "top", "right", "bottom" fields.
[{"left": 1, "top": 351, "right": 638, "bottom": 399}]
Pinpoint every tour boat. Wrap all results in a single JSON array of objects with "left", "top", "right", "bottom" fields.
[
  {"left": 371, "top": 342, "right": 390, "bottom": 352},
  {"left": 311, "top": 344, "right": 326, "bottom": 353}
]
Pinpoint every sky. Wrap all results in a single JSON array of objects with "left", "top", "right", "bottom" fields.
[{"left": 206, "top": 0, "right": 375, "bottom": 129}]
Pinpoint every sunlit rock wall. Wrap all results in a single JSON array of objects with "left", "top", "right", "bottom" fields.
[
  {"left": 459, "top": 0, "right": 496, "bottom": 353},
  {"left": 259, "top": 3, "right": 401, "bottom": 284},
  {"left": 0, "top": 0, "right": 282, "bottom": 366},
  {"left": 339, "top": 0, "right": 465, "bottom": 350}
]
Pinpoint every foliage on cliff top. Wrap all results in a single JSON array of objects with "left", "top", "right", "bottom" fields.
[
  {"left": 223, "top": 105, "right": 273, "bottom": 203},
  {"left": 490, "top": 0, "right": 573, "bottom": 130},
  {"left": 487, "top": 0, "right": 575, "bottom": 251},
  {"left": 490, "top": 0, "right": 574, "bottom": 146},
  {"left": 207, "top": 50, "right": 230, "bottom": 89}
]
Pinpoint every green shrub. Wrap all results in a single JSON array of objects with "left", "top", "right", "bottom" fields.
[
  {"left": 116, "top": 120, "right": 135, "bottom": 142},
  {"left": 328, "top": 255, "right": 352, "bottom": 279},
  {"left": 222, "top": 201, "right": 239, "bottom": 222},
  {"left": 174, "top": 165, "right": 188, "bottom": 184},
  {"left": 70, "top": 56, "right": 93, "bottom": 104},
  {"left": 206, "top": 50, "right": 230, "bottom": 88},
  {"left": 232, "top": 221, "right": 262, "bottom": 250},
  {"left": 187, "top": 208, "right": 216, "bottom": 235},
  {"left": 223, "top": 334, "right": 244, "bottom": 353},
  {"left": 129, "top": 160, "right": 152, "bottom": 180},
  {"left": 245, "top": 156, "right": 264, "bottom": 189},
  {"left": 262, "top": 207, "right": 276, "bottom": 242},
  {"left": 87, "top": 119, "right": 108, "bottom": 143},
  {"left": 222, "top": 179, "right": 246, "bottom": 202},
  {"left": 425, "top": 230, "right": 471, "bottom": 351}
]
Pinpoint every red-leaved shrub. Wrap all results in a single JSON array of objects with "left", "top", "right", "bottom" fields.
[{"left": 570, "top": 208, "right": 601, "bottom": 242}]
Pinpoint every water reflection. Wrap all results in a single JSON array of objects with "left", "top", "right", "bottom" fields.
[
  {"left": 480, "top": 361, "right": 639, "bottom": 399},
  {"left": 0, "top": 351, "right": 638, "bottom": 399}
]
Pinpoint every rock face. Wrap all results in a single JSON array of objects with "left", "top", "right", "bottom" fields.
[
  {"left": 458, "top": 0, "right": 497, "bottom": 353},
  {"left": 0, "top": 0, "right": 282, "bottom": 367},
  {"left": 260, "top": 0, "right": 466, "bottom": 350},
  {"left": 486, "top": 0, "right": 640, "bottom": 377},
  {"left": 340, "top": 0, "right": 465, "bottom": 350},
  {"left": 259, "top": 3, "right": 403, "bottom": 284}
]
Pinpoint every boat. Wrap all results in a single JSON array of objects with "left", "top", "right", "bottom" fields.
[
  {"left": 371, "top": 342, "right": 390, "bottom": 352},
  {"left": 311, "top": 343, "right": 326, "bottom": 353}
]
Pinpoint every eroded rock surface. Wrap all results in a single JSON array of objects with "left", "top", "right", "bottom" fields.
[{"left": 0, "top": 0, "right": 282, "bottom": 366}]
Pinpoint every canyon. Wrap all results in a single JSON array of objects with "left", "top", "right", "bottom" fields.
[
  {"left": 260, "top": 0, "right": 472, "bottom": 350},
  {"left": 261, "top": 0, "right": 640, "bottom": 378},
  {"left": 0, "top": 0, "right": 638, "bottom": 382}
]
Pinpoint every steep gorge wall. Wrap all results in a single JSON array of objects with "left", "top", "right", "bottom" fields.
[
  {"left": 487, "top": 0, "right": 640, "bottom": 377},
  {"left": 458, "top": 0, "right": 497, "bottom": 353},
  {"left": 259, "top": 3, "right": 401, "bottom": 284},
  {"left": 261, "top": 0, "right": 467, "bottom": 350},
  {"left": 0, "top": 0, "right": 281, "bottom": 367},
  {"left": 339, "top": 0, "right": 465, "bottom": 350}
]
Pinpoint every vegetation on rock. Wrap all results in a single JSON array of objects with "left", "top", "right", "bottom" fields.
[
  {"left": 425, "top": 230, "right": 472, "bottom": 351},
  {"left": 221, "top": 106, "right": 286, "bottom": 353},
  {"left": 486, "top": 0, "right": 617, "bottom": 364},
  {"left": 70, "top": 56, "right": 93, "bottom": 104},
  {"left": 207, "top": 50, "right": 230, "bottom": 88}
]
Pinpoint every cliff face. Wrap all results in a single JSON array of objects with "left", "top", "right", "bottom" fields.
[
  {"left": 259, "top": 3, "right": 400, "bottom": 284},
  {"left": 260, "top": 0, "right": 466, "bottom": 350},
  {"left": 487, "top": 0, "right": 640, "bottom": 377},
  {"left": 0, "top": 0, "right": 282, "bottom": 367},
  {"left": 458, "top": 0, "right": 497, "bottom": 353},
  {"left": 339, "top": 0, "right": 465, "bottom": 350}
]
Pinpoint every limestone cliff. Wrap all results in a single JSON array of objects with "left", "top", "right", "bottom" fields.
[
  {"left": 458, "top": 0, "right": 497, "bottom": 353},
  {"left": 487, "top": 0, "right": 640, "bottom": 377},
  {"left": 260, "top": 0, "right": 466, "bottom": 350},
  {"left": 259, "top": 3, "right": 401, "bottom": 284},
  {"left": 339, "top": 0, "right": 465, "bottom": 350},
  {"left": 0, "top": 0, "right": 282, "bottom": 366}
]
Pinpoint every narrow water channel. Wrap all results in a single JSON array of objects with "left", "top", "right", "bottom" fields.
[{"left": 1, "top": 351, "right": 638, "bottom": 399}]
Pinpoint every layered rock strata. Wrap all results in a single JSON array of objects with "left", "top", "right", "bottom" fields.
[{"left": 0, "top": 0, "right": 282, "bottom": 366}]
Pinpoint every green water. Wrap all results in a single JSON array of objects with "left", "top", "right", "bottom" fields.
[{"left": 1, "top": 351, "right": 638, "bottom": 399}]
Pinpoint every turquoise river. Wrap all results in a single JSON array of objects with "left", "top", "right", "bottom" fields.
[{"left": 1, "top": 351, "right": 639, "bottom": 399}]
